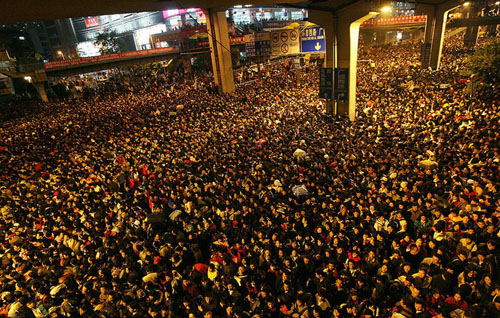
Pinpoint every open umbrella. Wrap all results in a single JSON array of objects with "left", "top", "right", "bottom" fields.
[
  {"left": 293, "top": 148, "right": 307, "bottom": 160},
  {"left": 292, "top": 185, "right": 308, "bottom": 197},
  {"left": 283, "top": 22, "right": 301, "bottom": 29},
  {"left": 256, "top": 138, "right": 266, "bottom": 148}
]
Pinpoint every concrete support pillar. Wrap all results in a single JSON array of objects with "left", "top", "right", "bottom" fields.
[
  {"left": 324, "top": 25, "right": 334, "bottom": 114},
  {"left": 309, "top": 10, "right": 335, "bottom": 114},
  {"left": 205, "top": 9, "right": 235, "bottom": 93},
  {"left": 417, "top": 1, "right": 460, "bottom": 70},
  {"left": 336, "top": 10, "right": 378, "bottom": 121},
  {"left": 182, "top": 56, "right": 192, "bottom": 74},
  {"left": 428, "top": 8, "right": 450, "bottom": 70},
  {"left": 309, "top": 5, "right": 377, "bottom": 120},
  {"left": 463, "top": 6, "right": 479, "bottom": 48},
  {"left": 34, "top": 82, "right": 48, "bottom": 102},
  {"left": 486, "top": 24, "right": 497, "bottom": 37},
  {"left": 464, "top": 25, "right": 479, "bottom": 47},
  {"left": 376, "top": 30, "right": 387, "bottom": 45}
]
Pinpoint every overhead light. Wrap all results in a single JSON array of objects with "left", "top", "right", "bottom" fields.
[
  {"left": 495, "top": 1, "right": 499, "bottom": 5},
  {"left": 381, "top": 6, "right": 392, "bottom": 13},
  {"left": 57, "top": 50, "right": 63, "bottom": 55},
  {"left": 463, "top": 2, "right": 470, "bottom": 7},
  {"left": 24, "top": 76, "right": 32, "bottom": 82}
]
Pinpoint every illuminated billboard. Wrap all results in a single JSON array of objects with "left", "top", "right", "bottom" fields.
[
  {"left": 85, "top": 17, "right": 99, "bottom": 28},
  {"left": 162, "top": 8, "right": 202, "bottom": 19}
]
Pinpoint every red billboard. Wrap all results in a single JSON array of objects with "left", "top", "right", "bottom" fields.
[{"left": 85, "top": 17, "right": 99, "bottom": 28}]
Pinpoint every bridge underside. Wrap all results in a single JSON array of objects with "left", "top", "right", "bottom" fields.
[{"left": 447, "top": 16, "right": 500, "bottom": 28}]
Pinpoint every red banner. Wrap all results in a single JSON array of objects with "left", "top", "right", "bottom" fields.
[
  {"left": 361, "top": 15, "right": 427, "bottom": 26},
  {"left": 44, "top": 47, "right": 176, "bottom": 70},
  {"left": 85, "top": 17, "right": 99, "bottom": 28}
]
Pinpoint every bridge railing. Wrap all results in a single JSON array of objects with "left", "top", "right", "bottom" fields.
[
  {"left": 18, "top": 63, "right": 45, "bottom": 73},
  {"left": 44, "top": 47, "right": 177, "bottom": 70},
  {"left": 361, "top": 15, "right": 427, "bottom": 26}
]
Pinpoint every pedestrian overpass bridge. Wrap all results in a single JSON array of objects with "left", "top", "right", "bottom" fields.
[{"left": 43, "top": 47, "right": 192, "bottom": 77}]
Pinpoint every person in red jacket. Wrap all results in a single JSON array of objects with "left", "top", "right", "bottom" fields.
[
  {"left": 445, "top": 292, "right": 469, "bottom": 311},
  {"left": 426, "top": 289, "right": 446, "bottom": 316}
]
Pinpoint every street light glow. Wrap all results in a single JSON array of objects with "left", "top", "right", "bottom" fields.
[
  {"left": 57, "top": 50, "right": 63, "bottom": 55},
  {"left": 463, "top": 2, "right": 470, "bottom": 7},
  {"left": 381, "top": 6, "right": 392, "bottom": 13},
  {"left": 495, "top": 1, "right": 500, "bottom": 5}
]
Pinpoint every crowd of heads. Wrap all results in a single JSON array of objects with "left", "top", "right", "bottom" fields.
[{"left": 0, "top": 30, "right": 499, "bottom": 318}]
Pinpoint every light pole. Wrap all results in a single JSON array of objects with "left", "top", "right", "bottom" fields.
[
  {"left": 468, "top": 73, "right": 475, "bottom": 113},
  {"left": 57, "top": 50, "right": 65, "bottom": 60}
]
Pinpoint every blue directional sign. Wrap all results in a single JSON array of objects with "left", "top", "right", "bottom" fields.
[{"left": 301, "top": 27, "right": 325, "bottom": 53}]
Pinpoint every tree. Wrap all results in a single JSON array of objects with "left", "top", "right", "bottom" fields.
[
  {"left": 465, "top": 39, "right": 500, "bottom": 88},
  {"left": 94, "top": 30, "right": 126, "bottom": 55}
]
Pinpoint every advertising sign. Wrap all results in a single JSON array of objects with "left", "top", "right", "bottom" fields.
[
  {"left": 245, "top": 41, "right": 256, "bottom": 56},
  {"left": 245, "top": 32, "right": 271, "bottom": 56},
  {"left": 262, "top": 20, "right": 290, "bottom": 29},
  {"left": 0, "top": 88, "right": 12, "bottom": 95},
  {"left": 271, "top": 29, "right": 300, "bottom": 56},
  {"left": 301, "top": 27, "right": 325, "bottom": 53},
  {"left": 85, "top": 17, "right": 99, "bottom": 28},
  {"left": 162, "top": 8, "right": 202, "bottom": 19}
]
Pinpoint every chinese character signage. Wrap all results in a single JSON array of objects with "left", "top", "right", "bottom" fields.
[
  {"left": 420, "top": 43, "right": 431, "bottom": 63},
  {"left": 245, "top": 32, "right": 271, "bottom": 57},
  {"left": 85, "top": 17, "right": 99, "bottom": 28},
  {"left": 334, "top": 68, "right": 349, "bottom": 101},
  {"left": 262, "top": 21, "right": 290, "bottom": 29},
  {"left": 319, "top": 68, "right": 333, "bottom": 100},
  {"left": 301, "top": 27, "right": 325, "bottom": 53}
]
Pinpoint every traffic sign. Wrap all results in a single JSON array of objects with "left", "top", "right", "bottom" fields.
[
  {"left": 420, "top": 43, "right": 431, "bottom": 63},
  {"left": 272, "top": 32, "right": 279, "bottom": 43},
  {"left": 280, "top": 31, "right": 288, "bottom": 42},
  {"left": 301, "top": 27, "right": 325, "bottom": 53},
  {"left": 319, "top": 68, "right": 333, "bottom": 100},
  {"left": 281, "top": 43, "right": 289, "bottom": 54},
  {"left": 334, "top": 68, "right": 348, "bottom": 101}
]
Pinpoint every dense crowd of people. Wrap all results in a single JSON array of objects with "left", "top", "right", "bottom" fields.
[{"left": 0, "top": 29, "right": 499, "bottom": 318}]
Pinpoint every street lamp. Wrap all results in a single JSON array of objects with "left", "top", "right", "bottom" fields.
[
  {"left": 57, "top": 50, "right": 65, "bottom": 60},
  {"left": 463, "top": 2, "right": 470, "bottom": 7},
  {"left": 381, "top": 6, "right": 392, "bottom": 13}
]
